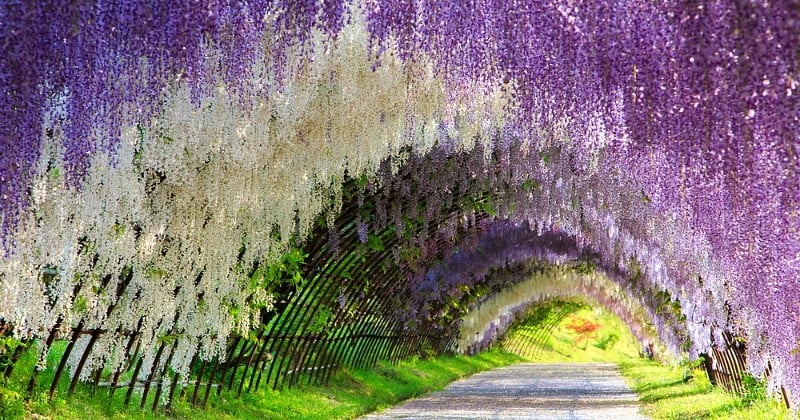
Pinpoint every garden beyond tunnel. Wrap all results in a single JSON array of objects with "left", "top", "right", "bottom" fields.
[{"left": 1, "top": 0, "right": 799, "bottom": 414}]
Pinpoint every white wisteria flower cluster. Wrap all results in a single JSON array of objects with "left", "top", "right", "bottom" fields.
[{"left": 0, "top": 18, "right": 511, "bottom": 382}]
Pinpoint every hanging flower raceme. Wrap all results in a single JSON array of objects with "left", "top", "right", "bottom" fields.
[{"left": 1, "top": 0, "right": 799, "bottom": 407}]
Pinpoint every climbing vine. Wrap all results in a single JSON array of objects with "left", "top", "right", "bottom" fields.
[{"left": 1, "top": 0, "right": 798, "bottom": 407}]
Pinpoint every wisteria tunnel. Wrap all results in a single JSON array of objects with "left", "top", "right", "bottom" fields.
[{"left": 1, "top": 0, "right": 799, "bottom": 414}]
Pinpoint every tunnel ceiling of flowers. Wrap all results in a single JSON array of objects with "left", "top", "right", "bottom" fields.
[{"left": 1, "top": 0, "right": 799, "bottom": 408}]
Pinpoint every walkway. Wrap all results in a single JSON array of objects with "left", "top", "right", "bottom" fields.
[{"left": 360, "top": 363, "right": 648, "bottom": 419}]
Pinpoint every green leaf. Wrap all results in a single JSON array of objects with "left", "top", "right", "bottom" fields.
[
  {"left": 356, "top": 173, "right": 369, "bottom": 189},
  {"left": 367, "top": 234, "right": 384, "bottom": 252},
  {"left": 158, "top": 334, "right": 179, "bottom": 345},
  {"left": 73, "top": 295, "right": 87, "bottom": 314},
  {"left": 521, "top": 179, "right": 540, "bottom": 192},
  {"left": 479, "top": 201, "right": 497, "bottom": 217}
]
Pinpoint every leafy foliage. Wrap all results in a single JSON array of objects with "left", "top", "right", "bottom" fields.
[{"left": 1, "top": 0, "right": 799, "bottom": 409}]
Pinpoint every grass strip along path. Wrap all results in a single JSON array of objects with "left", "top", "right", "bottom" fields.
[
  {"left": 360, "top": 305, "right": 791, "bottom": 420},
  {"left": 209, "top": 351, "right": 524, "bottom": 420},
  {"left": 620, "top": 360, "right": 790, "bottom": 419},
  {"left": 4, "top": 304, "right": 792, "bottom": 419},
  {"left": 4, "top": 349, "right": 523, "bottom": 419}
]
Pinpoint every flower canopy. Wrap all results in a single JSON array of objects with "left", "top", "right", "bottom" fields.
[{"left": 1, "top": 0, "right": 799, "bottom": 406}]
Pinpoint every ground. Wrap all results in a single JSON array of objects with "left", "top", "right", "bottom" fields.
[{"left": 361, "top": 363, "right": 645, "bottom": 419}]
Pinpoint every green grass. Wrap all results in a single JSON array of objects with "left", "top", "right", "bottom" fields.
[
  {"left": 510, "top": 304, "right": 793, "bottom": 419},
  {"left": 2, "top": 302, "right": 795, "bottom": 419},
  {"left": 619, "top": 360, "right": 790, "bottom": 419},
  {"left": 0, "top": 346, "right": 522, "bottom": 419},
  {"left": 188, "top": 350, "right": 523, "bottom": 419},
  {"left": 507, "top": 306, "right": 643, "bottom": 364}
]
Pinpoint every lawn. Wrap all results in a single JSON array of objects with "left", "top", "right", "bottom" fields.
[
  {"left": 620, "top": 360, "right": 790, "bottom": 420},
  {"left": 1, "top": 303, "right": 793, "bottom": 419},
  {"left": 511, "top": 305, "right": 793, "bottom": 420},
  {"left": 1, "top": 344, "right": 522, "bottom": 419}
]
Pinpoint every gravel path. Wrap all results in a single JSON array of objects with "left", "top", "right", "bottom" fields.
[{"left": 360, "top": 363, "right": 648, "bottom": 419}]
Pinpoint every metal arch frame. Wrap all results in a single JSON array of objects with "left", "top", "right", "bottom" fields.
[
  {"left": 276, "top": 248, "right": 358, "bottom": 388},
  {"left": 284, "top": 218, "right": 381, "bottom": 387},
  {"left": 4, "top": 144, "right": 542, "bottom": 410},
  {"left": 254, "top": 180, "right": 365, "bottom": 388},
  {"left": 258, "top": 148, "right": 506, "bottom": 389},
  {"left": 9, "top": 138, "right": 779, "bottom": 411},
  {"left": 302, "top": 240, "right": 397, "bottom": 386}
]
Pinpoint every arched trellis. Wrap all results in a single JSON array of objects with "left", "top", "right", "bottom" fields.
[
  {"left": 0, "top": 138, "right": 786, "bottom": 411},
  {"left": 501, "top": 299, "right": 587, "bottom": 358},
  {"left": 2, "top": 1, "right": 799, "bottom": 415},
  {"left": 0, "top": 143, "right": 522, "bottom": 410},
  {"left": 700, "top": 332, "right": 791, "bottom": 408},
  {"left": 252, "top": 146, "right": 509, "bottom": 392}
]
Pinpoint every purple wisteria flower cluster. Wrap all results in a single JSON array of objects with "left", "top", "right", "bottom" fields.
[
  {"left": 2, "top": 0, "right": 799, "bottom": 407},
  {"left": 0, "top": 1, "right": 349, "bottom": 243}
]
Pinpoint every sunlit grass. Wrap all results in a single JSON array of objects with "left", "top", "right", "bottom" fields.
[
  {"left": 510, "top": 306, "right": 643, "bottom": 364},
  {"left": 1, "top": 344, "right": 522, "bottom": 419},
  {"left": 197, "top": 350, "right": 523, "bottom": 419},
  {"left": 619, "top": 361, "right": 791, "bottom": 420},
  {"left": 512, "top": 304, "right": 793, "bottom": 420},
  {"left": 2, "top": 302, "right": 794, "bottom": 419}
]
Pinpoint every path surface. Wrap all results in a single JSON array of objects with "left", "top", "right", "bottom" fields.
[{"left": 360, "top": 363, "right": 648, "bottom": 419}]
